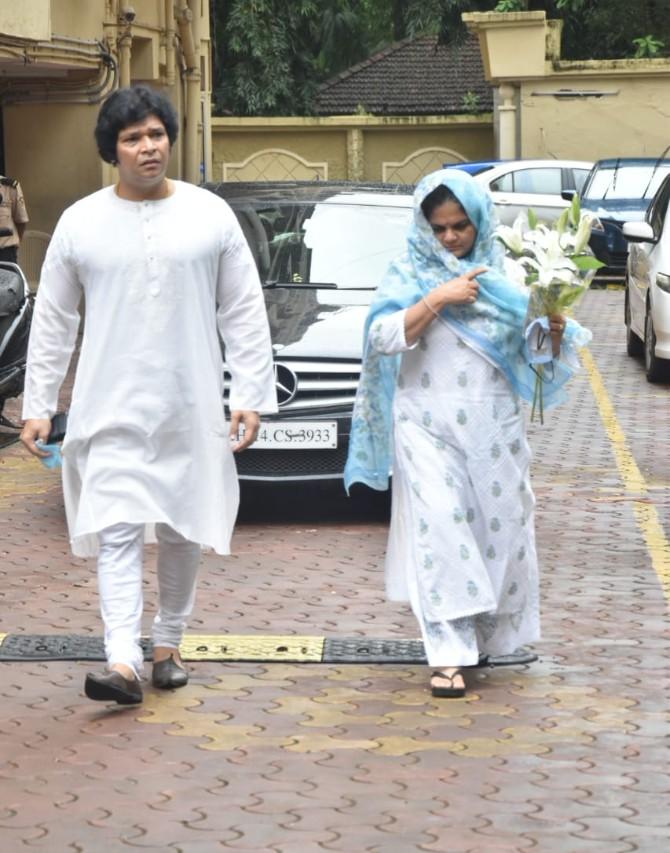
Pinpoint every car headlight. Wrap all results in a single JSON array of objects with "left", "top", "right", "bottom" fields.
[
  {"left": 657, "top": 273, "right": 670, "bottom": 293},
  {"left": 590, "top": 217, "right": 605, "bottom": 232}
]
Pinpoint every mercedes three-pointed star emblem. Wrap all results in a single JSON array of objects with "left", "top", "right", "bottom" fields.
[{"left": 274, "top": 362, "right": 298, "bottom": 406}]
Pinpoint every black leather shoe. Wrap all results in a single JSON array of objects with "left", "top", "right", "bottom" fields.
[
  {"left": 152, "top": 654, "right": 188, "bottom": 689},
  {"left": 85, "top": 670, "right": 143, "bottom": 705}
]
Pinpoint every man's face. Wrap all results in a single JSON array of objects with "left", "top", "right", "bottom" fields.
[{"left": 115, "top": 114, "right": 170, "bottom": 193}]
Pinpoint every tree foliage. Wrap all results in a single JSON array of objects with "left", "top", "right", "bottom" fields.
[{"left": 211, "top": 0, "right": 670, "bottom": 116}]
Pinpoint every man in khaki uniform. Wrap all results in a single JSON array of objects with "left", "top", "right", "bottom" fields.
[{"left": 0, "top": 175, "right": 29, "bottom": 264}]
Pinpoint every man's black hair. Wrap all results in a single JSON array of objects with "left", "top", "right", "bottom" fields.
[
  {"left": 94, "top": 85, "right": 179, "bottom": 164},
  {"left": 420, "top": 183, "right": 462, "bottom": 222}
]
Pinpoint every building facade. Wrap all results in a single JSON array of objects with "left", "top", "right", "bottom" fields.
[{"left": 0, "top": 0, "right": 212, "bottom": 244}]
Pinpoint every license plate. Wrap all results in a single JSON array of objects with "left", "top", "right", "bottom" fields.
[{"left": 246, "top": 421, "right": 338, "bottom": 450}]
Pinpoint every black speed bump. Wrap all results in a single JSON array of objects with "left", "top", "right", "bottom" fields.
[{"left": 0, "top": 632, "right": 537, "bottom": 666}]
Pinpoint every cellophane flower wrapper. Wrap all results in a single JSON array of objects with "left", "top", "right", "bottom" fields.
[{"left": 496, "top": 196, "right": 603, "bottom": 422}]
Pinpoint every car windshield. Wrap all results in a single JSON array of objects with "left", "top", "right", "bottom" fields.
[
  {"left": 231, "top": 198, "right": 412, "bottom": 289},
  {"left": 583, "top": 163, "right": 670, "bottom": 201}
]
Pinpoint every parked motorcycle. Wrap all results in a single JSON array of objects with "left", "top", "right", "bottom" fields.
[{"left": 0, "top": 261, "right": 32, "bottom": 430}]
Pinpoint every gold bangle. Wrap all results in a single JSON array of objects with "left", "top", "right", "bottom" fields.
[{"left": 421, "top": 293, "right": 439, "bottom": 318}]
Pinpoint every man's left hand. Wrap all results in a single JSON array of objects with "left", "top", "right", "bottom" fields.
[{"left": 229, "top": 410, "right": 260, "bottom": 452}]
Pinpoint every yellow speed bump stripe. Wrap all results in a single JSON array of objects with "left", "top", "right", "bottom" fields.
[
  {"left": 0, "top": 634, "right": 6, "bottom": 647},
  {"left": 178, "top": 634, "right": 324, "bottom": 662},
  {"left": 581, "top": 348, "right": 670, "bottom": 604}
]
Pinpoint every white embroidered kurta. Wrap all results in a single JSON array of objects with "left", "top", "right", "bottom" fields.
[
  {"left": 370, "top": 309, "right": 540, "bottom": 666},
  {"left": 23, "top": 181, "right": 277, "bottom": 557}
]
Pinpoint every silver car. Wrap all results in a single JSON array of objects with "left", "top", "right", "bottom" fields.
[
  {"left": 623, "top": 172, "right": 670, "bottom": 382},
  {"left": 450, "top": 159, "right": 593, "bottom": 225}
]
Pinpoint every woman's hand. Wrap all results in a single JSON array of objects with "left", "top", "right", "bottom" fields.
[
  {"left": 549, "top": 314, "right": 566, "bottom": 357},
  {"left": 431, "top": 266, "right": 487, "bottom": 308},
  {"left": 403, "top": 266, "right": 487, "bottom": 346}
]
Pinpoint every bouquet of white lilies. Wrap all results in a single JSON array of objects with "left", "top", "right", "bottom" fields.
[{"left": 496, "top": 195, "right": 603, "bottom": 422}]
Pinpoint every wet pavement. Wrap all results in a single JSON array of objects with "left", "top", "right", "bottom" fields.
[{"left": 1, "top": 288, "right": 669, "bottom": 852}]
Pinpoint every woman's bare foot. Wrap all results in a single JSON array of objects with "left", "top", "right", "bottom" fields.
[{"left": 430, "top": 667, "right": 466, "bottom": 698}]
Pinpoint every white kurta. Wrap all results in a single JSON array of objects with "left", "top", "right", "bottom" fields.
[
  {"left": 370, "top": 309, "right": 540, "bottom": 666},
  {"left": 23, "top": 182, "right": 277, "bottom": 557}
]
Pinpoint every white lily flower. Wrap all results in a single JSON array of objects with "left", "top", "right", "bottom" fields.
[
  {"left": 496, "top": 214, "right": 526, "bottom": 255},
  {"left": 495, "top": 204, "right": 601, "bottom": 297},
  {"left": 573, "top": 212, "right": 593, "bottom": 254}
]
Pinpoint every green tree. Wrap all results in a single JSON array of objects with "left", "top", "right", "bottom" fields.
[
  {"left": 212, "top": 0, "right": 318, "bottom": 115},
  {"left": 213, "top": 0, "right": 381, "bottom": 115}
]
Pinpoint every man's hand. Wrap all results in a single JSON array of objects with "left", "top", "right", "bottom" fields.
[
  {"left": 20, "top": 418, "right": 52, "bottom": 458},
  {"left": 229, "top": 410, "right": 260, "bottom": 453}
]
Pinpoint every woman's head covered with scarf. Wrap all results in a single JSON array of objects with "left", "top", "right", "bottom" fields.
[{"left": 408, "top": 167, "right": 506, "bottom": 275}]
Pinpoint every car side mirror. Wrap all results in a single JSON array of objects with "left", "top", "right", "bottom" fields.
[
  {"left": 561, "top": 190, "right": 577, "bottom": 202},
  {"left": 622, "top": 221, "right": 657, "bottom": 243}
]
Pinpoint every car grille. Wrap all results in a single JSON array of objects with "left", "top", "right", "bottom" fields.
[
  {"left": 224, "top": 359, "right": 361, "bottom": 413},
  {"left": 234, "top": 444, "right": 349, "bottom": 480}
]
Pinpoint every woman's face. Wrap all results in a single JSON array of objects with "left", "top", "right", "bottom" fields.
[{"left": 427, "top": 200, "right": 477, "bottom": 258}]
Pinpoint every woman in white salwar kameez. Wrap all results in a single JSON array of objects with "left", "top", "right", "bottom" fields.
[
  {"left": 21, "top": 87, "right": 276, "bottom": 705},
  {"left": 345, "top": 169, "right": 591, "bottom": 698}
]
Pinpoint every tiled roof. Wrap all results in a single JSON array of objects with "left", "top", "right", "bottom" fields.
[{"left": 315, "top": 35, "right": 492, "bottom": 116}]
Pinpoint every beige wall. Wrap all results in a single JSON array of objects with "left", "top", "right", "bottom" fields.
[
  {"left": 0, "top": 0, "right": 51, "bottom": 41},
  {"left": 5, "top": 104, "right": 101, "bottom": 233},
  {"left": 212, "top": 116, "right": 494, "bottom": 184},
  {"left": 50, "top": 0, "right": 104, "bottom": 40},
  {"left": 520, "top": 73, "right": 670, "bottom": 161},
  {"left": 363, "top": 123, "right": 493, "bottom": 180},
  {"left": 464, "top": 11, "right": 670, "bottom": 162},
  {"left": 0, "top": 0, "right": 211, "bottom": 235}
]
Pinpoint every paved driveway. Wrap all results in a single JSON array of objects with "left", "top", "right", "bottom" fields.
[{"left": 0, "top": 289, "right": 668, "bottom": 852}]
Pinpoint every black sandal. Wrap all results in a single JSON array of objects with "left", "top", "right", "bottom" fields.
[{"left": 430, "top": 669, "right": 466, "bottom": 698}]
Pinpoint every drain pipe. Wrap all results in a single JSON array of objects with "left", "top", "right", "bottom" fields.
[
  {"left": 164, "top": 0, "right": 176, "bottom": 86},
  {"left": 176, "top": 0, "right": 200, "bottom": 183},
  {"left": 117, "top": 5, "right": 134, "bottom": 88},
  {"left": 0, "top": 43, "right": 117, "bottom": 105}
]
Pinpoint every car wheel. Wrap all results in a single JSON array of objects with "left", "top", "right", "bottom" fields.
[
  {"left": 625, "top": 287, "right": 644, "bottom": 358},
  {"left": 644, "top": 307, "right": 669, "bottom": 382}
]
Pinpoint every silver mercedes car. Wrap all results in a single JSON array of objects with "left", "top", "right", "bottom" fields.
[{"left": 204, "top": 180, "right": 414, "bottom": 482}]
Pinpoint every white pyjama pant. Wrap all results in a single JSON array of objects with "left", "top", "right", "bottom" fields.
[{"left": 96, "top": 522, "right": 201, "bottom": 677}]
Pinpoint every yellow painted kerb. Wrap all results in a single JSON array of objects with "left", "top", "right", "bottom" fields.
[
  {"left": 179, "top": 634, "right": 324, "bottom": 662},
  {"left": 581, "top": 348, "right": 670, "bottom": 604}
]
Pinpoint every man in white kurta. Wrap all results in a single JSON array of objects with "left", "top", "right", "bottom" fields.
[{"left": 21, "top": 86, "right": 276, "bottom": 705}]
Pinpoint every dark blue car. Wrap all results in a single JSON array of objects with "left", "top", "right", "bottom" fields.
[{"left": 578, "top": 158, "right": 670, "bottom": 278}]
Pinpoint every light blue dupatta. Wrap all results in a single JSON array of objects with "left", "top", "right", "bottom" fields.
[{"left": 343, "top": 168, "right": 591, "bottom": 493}]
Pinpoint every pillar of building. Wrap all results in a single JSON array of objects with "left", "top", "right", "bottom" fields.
[
  {"left": 346, "top": 128, "right": 364, "bottom": 181},
  {"left": 497, "top": 83, "right": 517, "bottom": 159}
]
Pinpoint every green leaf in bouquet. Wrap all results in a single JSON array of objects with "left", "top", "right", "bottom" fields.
[
  {"left": 571, "top": 254, "right": 605, "bottom": 271},
  {"left": 527, "top": 208, "right": 538, "bottom": 229}
]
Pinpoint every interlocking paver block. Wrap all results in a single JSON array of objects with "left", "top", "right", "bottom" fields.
[{"left": 1, "top": 290, "right": 670, "bottom": 850}]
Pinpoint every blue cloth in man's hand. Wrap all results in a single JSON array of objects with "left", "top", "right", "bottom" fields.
[{"left": 35, "top": 441, "right": 62, "bottom": 470}]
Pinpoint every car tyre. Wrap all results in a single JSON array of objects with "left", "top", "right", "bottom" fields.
[
  {"left": 644, "top": 307, "right": 669, "bottom": 382},
  {"left": 625, "top": 287, "right": 644, "bottom": 358}
]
